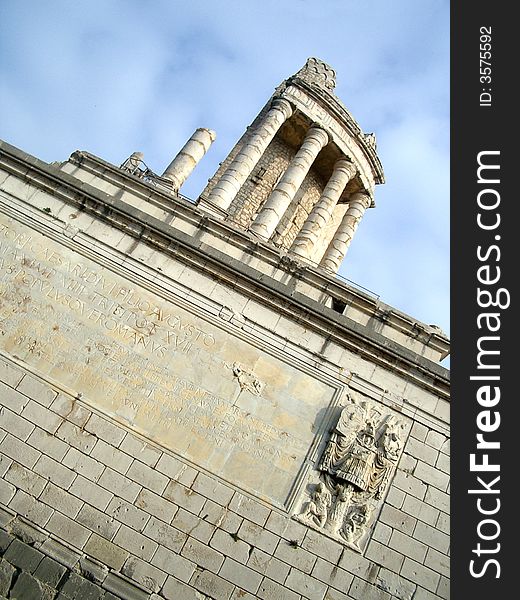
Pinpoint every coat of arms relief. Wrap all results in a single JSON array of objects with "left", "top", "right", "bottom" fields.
[{"left": 296, "top": 393, "right": 408, "bottom": 552}]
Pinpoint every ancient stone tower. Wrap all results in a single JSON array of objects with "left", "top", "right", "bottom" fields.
[
  {"left": 0, "top": 59, "right": 449, "bottom": 599},
  {"left": 197, "top": 57, "right": 383, "bottom": 273}
]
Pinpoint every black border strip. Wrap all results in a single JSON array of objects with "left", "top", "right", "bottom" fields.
[{"left": 451, "top": 2, "right": 514, "bottom": 595}]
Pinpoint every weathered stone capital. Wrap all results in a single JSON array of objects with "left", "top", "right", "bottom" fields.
[
  {"left": 347, "top": 191, "right": 372, "bottom": 209},
  {"left": 294, "top": 57, "right": 337, "bottom": 91},
  {"left": 271, "top": 98, "right": 294, "bottom": 120},
  {"left": 305, "top": 126, "right": 330, "bottom": 148},
  {"left": 333, "top": 158, "right": 357, "bottom": 179}
]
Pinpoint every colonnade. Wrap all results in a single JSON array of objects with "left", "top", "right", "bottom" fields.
[{"left": 204, "top": 98, "right": 372, "bottom": 272}]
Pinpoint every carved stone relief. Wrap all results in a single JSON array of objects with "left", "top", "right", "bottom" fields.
[
  {"left": 296, "top": 394, "right": 407, "bottom": 551},
  {"left": 229, "top": 361, "right": 263, "bottom": 396},
  {"left": 293, "top": 57, "right": 337, "bottom": 91}
]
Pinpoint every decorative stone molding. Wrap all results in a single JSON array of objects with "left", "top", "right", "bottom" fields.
[
  {"left": 294, "top": 57, "right": 337, "bottom": 92},
  {"left": 230, "top": 362, "right": 263, "bottom": 396},
  {"left": 282, "top": 85, "right": 380, "bottom": 195},
  {"left": 364, "top": 132, "right": 377, "bottom": 150},
  {"left": 296, "top": 394, "right": 407, "bottom": 551}
]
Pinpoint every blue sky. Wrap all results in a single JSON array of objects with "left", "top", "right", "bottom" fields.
[{"left": 0, "top": 0, "right": 450, "bottom": 360}]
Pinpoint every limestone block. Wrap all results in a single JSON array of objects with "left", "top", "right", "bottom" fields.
[
  {"left": 414, "top": 462, "right": 449, "bottom": 492},
  {"left": 151, "top": 545, "right": 196, "bottom": 582},
  {"left": 76, "top": 503, "right": 120, "bottom": 540},
  {"left": 84, "top": 534, "right": 128, "bottom": 571},
  {"left": 122, "top": 556, "right": 167, "bottom": 593},
  {"left": 209, "top": 529, "right": 251, "bottom": 564},
  {"left": 238, "top": 520, "right": 279, "bottom": 555},
  {"left": 365, "top": 540, "right": 404, "bottom": 572},
  {"left": 69, "top": 475, "right": 114, "bottom": 511},
  {"left": 171, "top": 508, "right": 215, "bottom": 544},
  {"left": 113, "top": 525, "right": 158, "bottom": 561},
  {"left": 127, "top": 460, "right": 169, "bottom": 495},
  {"left": 16, "top": 374, "right": 58, "bottom": 407},
  {"left": 55, "top": 421, "right": 97, "bottom": 454},
  {"left": 349, "top": 577, "right": 391, "bottom": 600},
  {"left": 257, "top": 577, "right": 300, "bottom": 600},
  {"left": 410, "top": 422, "right": 429, "bottom": 442},
  {"left": 219, "top": 557, "right": 263, "bottom": 594},
  {"left": 163, "top": 481, "right": 206, "bottom": 516},
  {"left": 0, "top": 479, "right": 15, "bottom": 505},
  {"left": 285, "top": 567, "right": 328, "bottom": 600},
  {"left": 375, "top": 568, "right": 416, "bottom": 600},
  {"left": 50, "top": 395, "right": 91, "bottom": 427},
  {"left": 155, "top": 454, "right": 197, "bottom": 486},
  {"left": 9, "top": 489, "right": 54, "bottom": 528},
  {"left": 389, "top": 530, "right": 428, "bottom": 563},
  {"left": 107, "top": 496, "right": 151, "bottom": 532},
  {"left": 98, "top": 468, "right": 141, "bottom": 503},
  {"left": 120, "top": 435, "right": 161, "bottom": 468},
  {"left": 40, "top": 482, "right": 83, "bottom": 519},
  {"left": 246, "top": 548, "right": 290, "bottom": 583},
  {"left": 0, "top": 408, "right": 35, "bottom": 441},
  {"left": 27, "top": 428, "right": 69, "bottom": 462},
  {"left": 4, "top": 462, "right": 46, "bottom": 497},
  {"left": 424, "top": 547, "right": 450, "bottom": 578},
  {"left": 142, "top": 517, "right": 187, "bottom": 554},
  {"left": 400, "top": 558, "right": 440, "bottom": 593},
  {"left": 161, "top": 576, "right": 202, "bottom": 600},
  {"left": 181, "top": 537, "right": 225, "bottom": 572},
  {"left": 373, "top": 522, "right": 393, "bottom": 546},
  {"left": 0, "top": 381, "right": 28, "bottom": 413},
  {"left": 311, "top": 557, "right": 354, "bottom": 592},
  {"left": 46, "top": 512, "right": 91, "bottom": 549},
  {"left": 424, "top": 487, "right": 449, "bottom": 515},
  {"left": 90, "top": 439, "right": 133, "bottom": 474},
  {"left": 0, "top": 360, "right": 24, "bottom": 389},
  {"left": 84, "top": 413, "right": 126, "bottom": 446},
  {"left": 379, "top": 505, "right": 417, "bottom": 536},
  {"left": 274, "top": 540, "right": 316, "bottom": 574},
  {"left": 190, "top": 569, "right": 235, "bottom": 600},
  {"left": 402, "top": 495, "right": 439, "bottom": 527},
  {"left": 134, "top": 489, "right": 177, "bottom": 525},
  {"left": 62, "top": 447, "right": 104, "bottom": 482},
  {"left": 413, "top": 522, "right": 450, "bottom": 554}
]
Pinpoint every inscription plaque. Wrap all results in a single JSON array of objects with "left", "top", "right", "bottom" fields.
[{"left": 0, "top": 214, "right": 337, "bottom": 505}]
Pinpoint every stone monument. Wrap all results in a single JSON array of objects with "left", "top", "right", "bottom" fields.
[{"left": 0, "top": 58, "right": 450, "bottom": 600}]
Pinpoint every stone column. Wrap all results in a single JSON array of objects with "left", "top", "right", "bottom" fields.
[
  {"left": 320, "top": 191, "right": 372, "bottom": 273},
  {"left": 290, "top": 158, "right": 356, "bottom": 259},
  {"left": 206, "top": 99, "right": 293, "bottom": 210},
  {"left": 162, "top": 128, "right": 216, "bottom": 191},
  {"left": 249, "top": 126, "right": 329, "bottom": 240}
]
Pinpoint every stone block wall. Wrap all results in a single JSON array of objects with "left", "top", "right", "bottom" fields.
[
  {"left": 1, "top": 356, "right": 449, "bottom": 600},
  {"left": 0, "top": 139, "right": 449, "bottom": 599}
]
